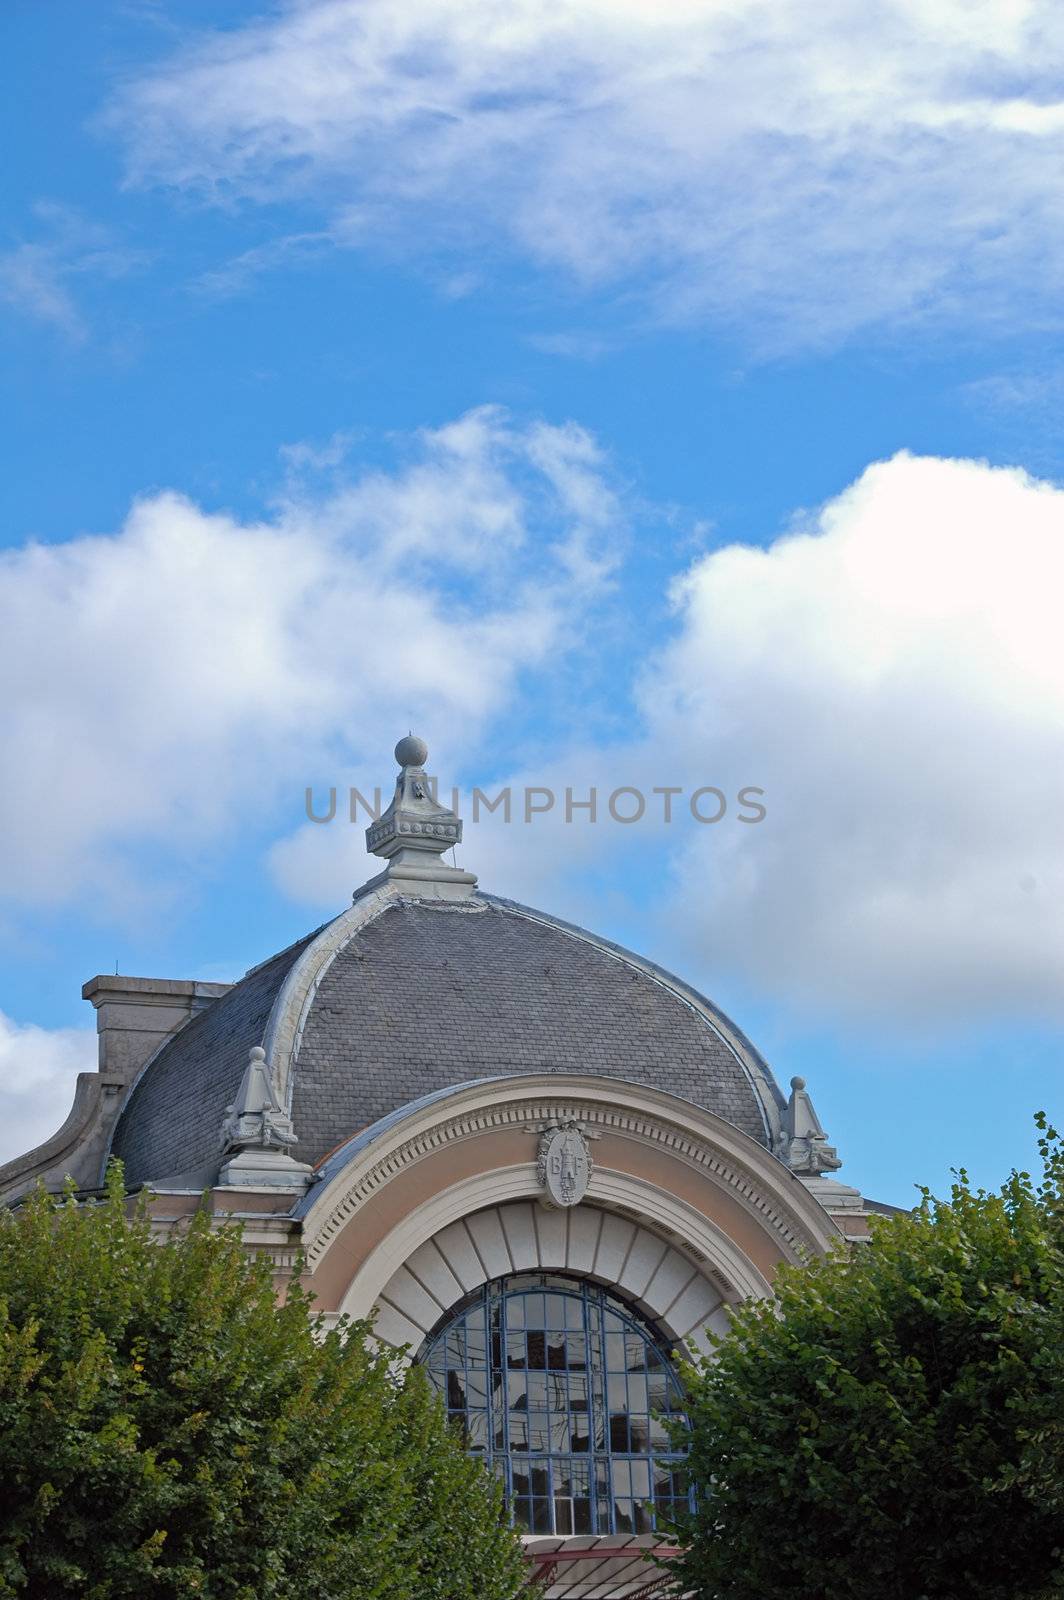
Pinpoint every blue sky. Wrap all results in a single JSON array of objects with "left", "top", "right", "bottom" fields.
[{"left": 2, "top": 0, "right": 1062, "bottom": 1206}]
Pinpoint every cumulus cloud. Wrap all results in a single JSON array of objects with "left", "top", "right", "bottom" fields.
[
  {"left": 0, "top": 1013, "right": 97, "bottom": 1167},
  {"left": 646, "top": 452, "right": 1064, "bottom": 1023},
  {"left": 108, "top": 0, "right": 1064, "bottom": 346},
  {"left": 274, "top": 451, "right": 1064, "bottom": 1028},
  {"left": 0, "top": 407, "right": 620, "bottom": 909}
]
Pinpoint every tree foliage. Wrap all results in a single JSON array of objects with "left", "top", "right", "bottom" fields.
[
  {"left": 0, "top": 1169, "right": 527, "bottom": 1600},
  {"left": 670, "top": 1122, "right": 1064, "bottom": 1600}
]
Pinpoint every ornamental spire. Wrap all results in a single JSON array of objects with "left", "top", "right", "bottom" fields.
[{"left": 363, "top": 735, "right": 476, "bottom": 897}]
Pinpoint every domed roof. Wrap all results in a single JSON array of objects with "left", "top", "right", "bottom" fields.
[
  {"left": 109, "top": 739, "right": 787, "bottom": 1189},
  {"left": 110, "top": 892, "right": 784, "bottom": 1188}
]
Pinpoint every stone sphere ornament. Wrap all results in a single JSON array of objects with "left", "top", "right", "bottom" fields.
[{"left": 395, "top": 734, "right": 429, "bottom": 769}]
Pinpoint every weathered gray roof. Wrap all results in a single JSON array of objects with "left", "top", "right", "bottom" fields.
[
  {"left": 292, "top": 897, "right": 773, "bottom": 1165},
  {"left": 110, "top": 933, "right": 318, "bottom": 1188},
  {"left": 110, "top": 894, "right": 781, "bottom": 1187}
]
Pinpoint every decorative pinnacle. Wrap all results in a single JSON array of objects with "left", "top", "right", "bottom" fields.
[
  {"left": 219, "top": 1044, "right": 297, "bottom": 1155},
  {"left": 782, "top": 1074, "right": 842, "bottom": 1177},
  {"left": 365, "top": 732, "right": 463, "bottom": 865}
]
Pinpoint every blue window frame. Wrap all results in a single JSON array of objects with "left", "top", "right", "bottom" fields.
[{"left": 418, "top": 1271, "right": 691, "bottom": 1536}]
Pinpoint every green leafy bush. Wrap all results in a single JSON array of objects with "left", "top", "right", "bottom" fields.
[
  {"left": 670, "top": 1129, "right": 1064, "bottom": 1600},
  {"left": 0, "top": 1169, "right": 526, "bottom": 1600}
]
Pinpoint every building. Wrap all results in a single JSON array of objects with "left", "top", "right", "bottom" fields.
[{"left": 0, "top": 736, "right": 888, "bottom": 1598}]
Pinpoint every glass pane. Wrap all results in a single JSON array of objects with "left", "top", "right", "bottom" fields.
[
  {"left": 554, "top": 1497, "right": 573, "bottom": 1535},
  {"left": 528, "top": 1413, "right": 550, "bottom": 1451},
  {"left": 446, "top": 1371, "right": 467, "bottom": 1408},
  {"left": 629, "top": 1415, "right": 650, "bottom": 1452},
  {"left": 647, "top": 1373, "right": 669, "bottom": 1411},
  {"left": 544, "top": 1295, "right": 566, "bottom": 1329},
  {"left": 568, "top": 1417, "right": 590, "bottom": 1452},
  {"left": 524, "top": 1295, "right": 546, "bottom": 1330},
  {"left": 648, "top": 1415, "right": 670, "bottom": 1448},
  {"left": 625, "top": 1332, "right": 647, "bottom": 1370}
]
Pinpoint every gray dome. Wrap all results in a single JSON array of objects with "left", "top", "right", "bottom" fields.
[{"left": 110, "top": 893, "right": 783, "bottom": 1189}]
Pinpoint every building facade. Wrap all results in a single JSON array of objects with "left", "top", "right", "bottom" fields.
[{"left": 0, "top": 736, "right": 886, "bottom": 1598}]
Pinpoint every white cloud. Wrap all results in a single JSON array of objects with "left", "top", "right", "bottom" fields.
[
  {"left": 8, "top": 409, "right": 1062, "bottom": 1031},
  {"left": 0, "top": 1014, "right": 97, "bottom": 1168},
  {"left": 193, "top": 229, "right": 335, "bottom": 298},
  {"left": 108, "top": 0, "right": 1064, "bottom": 346},
  {"left": 0, "top": 407, "right": 620, "bottom": 909},
  {"left": 645, "top": 452, "right": 1064, "bottom": 1023},
  {"left": 273, "top": 450, "right": 1064, "bottom": 1028},
  {"left": 0, "top": 203, "right": 143, "bottom": 339}
]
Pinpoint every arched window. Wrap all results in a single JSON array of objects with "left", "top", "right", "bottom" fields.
[{"left": 419, "top": 1271, "right": 690, "bottom": 1537}]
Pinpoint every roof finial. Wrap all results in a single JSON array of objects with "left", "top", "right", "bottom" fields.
[
  {"left": 782, "top": 1074, "right": 842, "bottom": 1177},
  {"left": 218, "top": 1045, "right": 313, "bottom": 1190},
  {"left": 359, "top": 734, "right": 477, "bottom": 900}
]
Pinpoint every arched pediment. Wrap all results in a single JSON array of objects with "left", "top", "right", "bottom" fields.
[{"left": 296, "top": 1074, "right": 840, "bottom": 1342}]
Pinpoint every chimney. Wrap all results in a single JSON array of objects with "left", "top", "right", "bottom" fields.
[{"left": 82, "top": 975, "right": 233, "bottom": 1081}]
